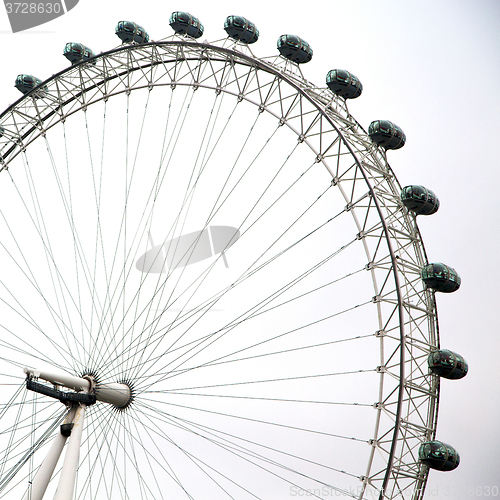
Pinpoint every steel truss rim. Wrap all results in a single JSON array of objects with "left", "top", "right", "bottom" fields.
[{"left": 0, "top": 39, "right": 438, "bottom": 500}]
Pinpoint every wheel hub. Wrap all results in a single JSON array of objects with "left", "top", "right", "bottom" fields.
[{"left": 24, "top": 367, "right": 135, "bottom": 410}]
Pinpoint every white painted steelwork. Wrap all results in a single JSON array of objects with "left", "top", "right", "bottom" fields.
[
  {"left": 0, "top": 31, "right": 458, "bottom": 500},
  {"left": 21, "top": 407, "right": 77, "bottom": 500},
  {"left": 24, "top": 367, "right": 131, "bottom": 408},
  {"left": 94, "top": 382, "right": 131, "bottom": 408},
  {"left": 54, "top": 404, "right": 86, "bottom": 500},
  {"left": 24, "top": 367, "right": 90, "bottom": 392}
]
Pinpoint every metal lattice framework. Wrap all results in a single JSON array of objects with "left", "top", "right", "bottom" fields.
[{"left": 0, "top": 38, "right": 440, "bottom": 500}]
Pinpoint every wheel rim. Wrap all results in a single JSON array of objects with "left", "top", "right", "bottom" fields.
[{"left": 0, "top": 40, "right": 438, "bottom": 499}]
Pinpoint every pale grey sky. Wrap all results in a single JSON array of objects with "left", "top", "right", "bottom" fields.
[{"left": 0, "top": 0, "right": 498, "bottom": 498}]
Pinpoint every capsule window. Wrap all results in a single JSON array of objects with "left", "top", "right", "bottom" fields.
[
  {"left": 441, "top": 353, "right": 453, "bottom": 365},
  {"left": 338, "top": 71, "right": 348, "bottom": 82}
]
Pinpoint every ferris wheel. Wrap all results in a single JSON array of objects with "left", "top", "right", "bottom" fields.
[{"left": 0, "top": 13, "right": 468, "bottom": 500}]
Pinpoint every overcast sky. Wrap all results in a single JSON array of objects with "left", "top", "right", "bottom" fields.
[{"left": 0, "top": 0, "right": 498, "bottom": 497}]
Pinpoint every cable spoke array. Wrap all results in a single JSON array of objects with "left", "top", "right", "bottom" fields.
[{"left": 0, "top": 40, "right": 438, "bottom": 500}]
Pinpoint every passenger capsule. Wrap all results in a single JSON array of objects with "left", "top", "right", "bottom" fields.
[
  {"left": 326, "top": 69, "right": 362, "bottom": 99},
  {"left": 277, "top": 35, "right": 313, "bottom": 64},
  {"left": 63, "top": 43, "right": 96, "bottom": 65},
  {"left": 421, "top": 263, "right": 461, "bottom": 293},
  {"left": 428, "top": 349, "right": 468, "bottom": 380},
  {"left": 169, "top": 12, "right": 204, "bottom": 39},
  {"left": 368, "top": 120, "right": 406, "bottom": 150},
  {"left": 224, "top": 16, "right": 259, "bottom": 44},
  {"left": 115, "top": 21, "right": 149, "bottom": 44},
  {"left": 419, "top": 441, "right": 460, "bottom": 471},
  {"left": 401, "top": 185, "right": 440, "bottom": 215},
  {"left": 15, "top": 74, "right": 47, "bottom": 95}
]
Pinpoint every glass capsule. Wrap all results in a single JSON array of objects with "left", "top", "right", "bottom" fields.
[
  {"left": 419, "top": 441, "right": 460, "bottom": 471},
  {"left": 326, "top": 69, "right": 362, "bottom": 99},
  {"left": 421, "top": 263, "right": 461, "bottom": 293},
  {"left": 115, "top": 21, "right": 149, "bottom": 44},
  {"left": 15, "top": 74, "right": 46, "bottom": 95},
  {"left": 428, "top": 349, "right": 468, "bottom": 379},
  {"left": 63, "top": 43, "right": 95, "bottom": 65},
  {"left": 368, "top": 120, "right": 406, "bottom": 150},
  {"left": 277, "top": 35, "right": 313, "bottom": 64},
  {"left": 224, "top": 16, "right": 259, "bottom": 44},
  {"left": 169, "top": 12, "right": 204, "bottom": 39},
  {"left": 401, "top": 185, "right": 439, "bottom": 215}
]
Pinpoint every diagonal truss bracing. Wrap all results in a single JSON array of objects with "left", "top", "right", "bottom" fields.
[{"left": 0, "top": 39, "right": 439, "bottom": 500}]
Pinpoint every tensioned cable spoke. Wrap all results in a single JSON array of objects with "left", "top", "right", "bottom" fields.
[
  {"left": 135, "top": 400, "right": 360, "bottom": 499},
  {"left": 43, "top": 136, "right": 92, "bottom": 368},
  {"left": 125, "top": 101, "right": 260, "bottom": 377},
  {"left": 77, "top": 405, "right": 123, "bottom": 499},
  {"left": 126, "top": 407, "right": 192, "bottom": 498},
  {"left": 84, "top": 406, "right": 117, "bottom": 499},
  {"left": 0, "top": 38, "right": 433, "bottom": 500},
  {"left": 0, "top": 207, "right": 85, "bottom": 369},
  {"left": 100, "top": 171, "right": 338, "bottom": 381},
  {"left": 82, "top": 102, "right": 119, "bottom": 371},
  {"left": 128, "top": 114, "right": 282, "bottom": 379},
  {"left": 0, "top": 398, "right": 65, "bottom": 494},
  {"left": 145, "top": 369, "right": 375, "bottom": 394},
  {"left": 100, "top": 232, "right": 363, "bottom": 387},
  {"left": 43, "top": 132, "right": 113, "bottom": 372},
  {"left": 113, "top": 323, "right": 372, "bottom": 385},
  {"left": 0, "top": 388, "right": 25, "bottom": 477},
  {"left": 91, "top": 97, "right": 304, "bottom": 378},
  {"left": 139, "top": 399, "right": 363, "bottom": 482},
  {"left": 93, "top": 86, "right": 200, "bottom": 375},
  {"left": 135, "top": 397, "right": 369, "bottom": 495},
  {"left": 94, "top": 86, "right": 304, "bottom": 380},
  {"left": 130, "top": 176, "right": 337, "bottom": 378},
  {"left": 132, "top": 223, "right": 358, "bottom": 390},
  {"left": 133, "top": 285, "right": 368, "bottom": 395},
  {"left": 0, "top": 316, "right": 77, "bottom": 373},
  {"left": 94, "top": 94, "right": 259, "bottom": 380},
  {"left": 19, "top": 154, "right": 75, "bottom": 353},
  {"left": 18, "top": 153, "right": 83, "bottom": 372},
  {"left": 127, "top": 89, "right": 233, "bottom": 383},
  {"left": 86, "top": 407, "right": 130, "bottom": 498},
  {"left": 61, "top": 119, "right": 88, "bottom": 371},
  {"left": 86, "top": 407, "right": 163, "bottom": 499},
  {"left": 128, "top": 403, "right": 255, "bottom": 499},
  {"left": 146, "top": 392, "right": 372, "bottom": 407},
  {"left": 124, "top": 411, "right": 167, "bottom": 500}
]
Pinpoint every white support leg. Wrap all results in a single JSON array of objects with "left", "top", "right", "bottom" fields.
[
  {"left": 22, "top": 367, "right": 132, "bottom": 499},
  {"left": 22, "top": 407, "right": 77, "bottom": 500},
  {"left": 54, "top": 404, "right": 86, "bottom": 500}
]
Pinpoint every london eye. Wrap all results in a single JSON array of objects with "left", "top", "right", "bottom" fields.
[{"left": 0, "top": 12, "right": 467, "bottom": 500}]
